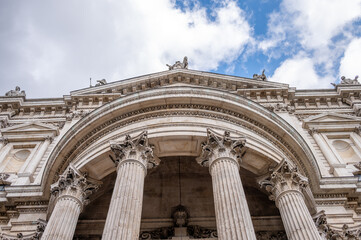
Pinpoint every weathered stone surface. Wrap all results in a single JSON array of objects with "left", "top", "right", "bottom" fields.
[{"left": 1, "top": 69, "right": 361, "bottom": 239}]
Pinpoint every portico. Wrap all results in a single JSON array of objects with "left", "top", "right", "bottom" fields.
[{"left": 39, "top": 87, "right": 321, "bottom": 240}]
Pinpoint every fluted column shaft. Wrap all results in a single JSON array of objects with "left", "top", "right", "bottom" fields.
[
  {"left": 197, "top": 129, "right": 256, "bottom": 240},
  {"left": 210, "top": 158, "right": 256, "bottom": 240},
  {"left": 261, "top": 160, "right": 321, "bottom": 240},
  {"left": 276, "top": 190, "right": 320, "bottom": 240},
  {"left": 42, "top": 194, "right": 82, "bottom": 239},
  {"left": 102, "top": 131, "right": 159, "bottom": 240},
  {"left": 102, "top": 160, "right": 146, "bottom": 239},
  {"left": 42, "top": 166, "right": 99, "bottom": 240}
]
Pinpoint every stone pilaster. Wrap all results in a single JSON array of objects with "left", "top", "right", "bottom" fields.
[
  {"left": 260, "top": 160, "right": 321, "bottom": 240},
  {"left": 25, "top": 136, "right": 53, "bottom": 179},
  {"left": 102, "top": 131, "right": 160, "bottom": 240},
  {"left": 309, "top": 128, "right": 350, "bottom": 176},
  {"left": 42, "top": 166, "right": 99, "bottom": 240},
  {"left": 196, "top": 129, "right": 256, "bottom": 240}
]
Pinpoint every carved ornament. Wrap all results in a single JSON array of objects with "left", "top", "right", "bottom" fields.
[
  {"left": 187, "top": 225, "right": 218, "bottom": 239},
  {"left": 0, "top": 219, "right": 46, "bottom": 240},
  {"left": 255, "top": 231, "right": 287, "bottom": 240},
  {"left": 196, "top": 129, "right": 246, "bottom": 168},
  {"left": 50, "top": 166, "right": 100, "bottom": 207},
  {"left": 260, "top": 160, "right": 308, "bottom": 202},
  {"left": 110, "top": 131, "right": 160, "bottom": 170},
  {"left": 313, "top": 211, "right": 361, "bottom": 240}
]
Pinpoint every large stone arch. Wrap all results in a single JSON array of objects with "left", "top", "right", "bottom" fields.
[{"left": 41, "top": 86, "right": 321, "bottom": 197}]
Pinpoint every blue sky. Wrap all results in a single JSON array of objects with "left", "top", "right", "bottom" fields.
[{"left": 0, "top": 0, "right": 361, "bottom": 98}]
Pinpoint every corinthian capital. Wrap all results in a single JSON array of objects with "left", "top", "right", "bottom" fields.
[
  {"left": 110, "top": 131, "right": 160, "bottom": 169},
  {"left": 196, "top": 129, "right": 246, "bottom": 167},
  {"left": 260, "top": 160, "right": 308, "bottom": 202},
  {"left": 51, "top": 166, "right": 100, "bottom": 207}
]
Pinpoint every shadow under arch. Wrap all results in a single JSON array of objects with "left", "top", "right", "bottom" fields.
[{"left": 41, "top": 86, "right": 321, "bottom": 198}]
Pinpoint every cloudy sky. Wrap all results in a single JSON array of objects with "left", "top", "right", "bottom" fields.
[{"left": 1, "top": 0, "right": 361, "bottom": 98}]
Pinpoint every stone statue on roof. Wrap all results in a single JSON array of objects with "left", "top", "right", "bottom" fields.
[
  {"left": 166, "top": 56, "right": 188, "bottom": 70},
  {"left": 253, "top": 69, "right": 267, "bottom": 81},
  {"left": 95, "top": 79, "right": 107, "bottom": 86},
  {"left": 5, "top": 86, "right": 26, "bottom": 97},
  {"left": 340, "top": 75, "right": 359, "bottom": 85}
]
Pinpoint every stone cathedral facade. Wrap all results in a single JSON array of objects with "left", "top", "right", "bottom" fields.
[{"left": 0, "top": 63, "right": 361, "bottom": 240}]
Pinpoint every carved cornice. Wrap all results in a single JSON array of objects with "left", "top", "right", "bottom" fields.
[
  {"left": 50, "top": 166, "right": 100, "bottom": 208},
  {"left": 110, "top": 131, "right": 160, "bottom": 171},
  {"left": 196, "top": 129, "right": 246, "bottom": 169},
  {"left": 260, "top": 160, "right": 308, "bottom": 203}
]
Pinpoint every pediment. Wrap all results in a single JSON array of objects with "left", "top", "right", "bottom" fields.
[
  {"left": 1, "top": 122, "right": 59, "bottom": 138},
  {"left": 70, "top": 69, "right": 289, "bottom": 97},
  {"left": 303, "top": 113, "right": 361, "bottom": 131}
]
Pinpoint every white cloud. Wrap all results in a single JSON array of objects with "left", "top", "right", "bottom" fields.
[
  {"left": 270, "top": 55, "right": 333, "bottom": 89},
  {"left": 339, "top": 38, "right": 361, "bottom": 79},
  {"left": 262, "top": 0, "right": 361, "bottom": 52},
  {"left": 0, "top": 0, "right": 252, "bottom": 98},
  {"left": 262, "top": 0, "right": 361, "bottom": 88}
]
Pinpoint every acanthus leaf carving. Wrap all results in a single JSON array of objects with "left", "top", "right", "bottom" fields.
[
  {"left": 50, "top": 166, "right": 100, "bottom": 207},
  {"left": 260, "top": 159, "right": 308, "bottom": 202},
  {"left": 196, "top": 128, "right": 246, "bottom": 168},
  {"left": 110, "top": 131, "right": 160, "bottom": 169}
]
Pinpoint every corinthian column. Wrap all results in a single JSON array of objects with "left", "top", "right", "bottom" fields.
[
  {"left": 102, "top": 131, "right": 160, "bottom": 240},
  {"left": 260, "top": 160, "right": 321, "bottom": 240},
  {"left": 42, "top": 166, "right": 99, "bottom": 240},
  {"left": 196, "top": 129, "right": 256, "bottom": 240}
]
